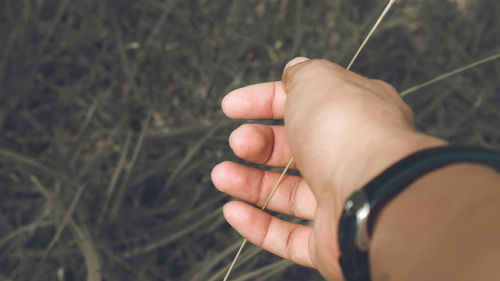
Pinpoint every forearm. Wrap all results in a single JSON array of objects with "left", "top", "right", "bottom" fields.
[{"left": 369, "top": 163, "right": 500, "bottom": 281}]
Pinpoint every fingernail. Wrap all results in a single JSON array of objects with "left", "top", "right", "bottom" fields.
[{"left": 284, "top": 57, "right": 310, "bottom": 70}]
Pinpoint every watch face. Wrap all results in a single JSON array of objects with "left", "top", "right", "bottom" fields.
[{"left": 338, "top": 190, "right": 371, "bottom": 281}]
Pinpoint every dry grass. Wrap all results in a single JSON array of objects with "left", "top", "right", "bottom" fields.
[{"left": 0, "top": 0, "right": 499, "bottom": 280}]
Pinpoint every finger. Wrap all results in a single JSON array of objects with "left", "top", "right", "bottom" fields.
[
  {"left": 282, "top": 57, "right": 310, "bottom": 92},
  {"left": 212, "top": 161, "right": 316, "bottom": 220},
  {"left": 283, "top": 58, "right": 375, "bottom": 94},
  {"left": 222, "top": 81, "right": 286, "bottom": 120},
  {"left": 229, "top": 124, "right": 295, "bottom": 168},
  {"left": 285, "top": 57, "right": 310, "bottom": 69},
  {"left": 223, "top": 201, "right": 314, "bottom": 268}
]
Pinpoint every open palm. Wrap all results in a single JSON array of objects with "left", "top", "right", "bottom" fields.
[{"left": 211, "top": 80, "right": 343, "bottom": 279}]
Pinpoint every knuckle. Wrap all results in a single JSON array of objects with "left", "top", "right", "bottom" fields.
[
  {"left": 372, "top": 78, "right": 398, "bottom": 94},
  {"left": 402, "top": 104, "right": 416, "bottom": 125},
  {"left": 289, "top": 59, "right": 342, "bottom": 77},
  {"left": 307, "top": 59, "right": 343, "bottom": 73},
  {"left": 287, "top": 177, "right": 300, "bottom": 217},
  {"left": 256, "top": 170, "right": 267, "bottom": 206},
  {"left": 284, "top": 225, "right": 298, "bottom": 260},
  {"left": 260, "top": 215, "right": 273, "bottom": 247}
]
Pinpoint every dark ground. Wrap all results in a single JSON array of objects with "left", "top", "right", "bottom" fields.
[{"left": 0, "top": 0, "right": 499, "bottom": 280}]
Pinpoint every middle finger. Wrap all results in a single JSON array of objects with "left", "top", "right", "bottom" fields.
[
  {"left": 229, "top": 124, "right": 296, "bottom": 168},
  {"left": 212, "top": 161, "right": 316, "bottom": 220}
]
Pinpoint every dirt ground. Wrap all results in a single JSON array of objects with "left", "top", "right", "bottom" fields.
[{"left": 0, "top": 0, "right": 499, "bottom": 280}]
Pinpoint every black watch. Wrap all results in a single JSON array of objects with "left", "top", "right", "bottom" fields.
[{"left": 338, "top": 146, "right": 500, "bottom": 281}]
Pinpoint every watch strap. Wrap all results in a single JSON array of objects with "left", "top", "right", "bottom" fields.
[
  {"left": 339, "top": 145, "right": 500, "bottom": 281},
  {"left": 364, "top": 146, "right": 500, "bottom": 236}
]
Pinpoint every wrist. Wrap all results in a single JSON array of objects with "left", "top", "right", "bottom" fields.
[
  {"left": 369, "top": 163, "right": 500, "bottom": 281},
  {"left": 337, "top": 146, "right": 500, "bottom": 281}
]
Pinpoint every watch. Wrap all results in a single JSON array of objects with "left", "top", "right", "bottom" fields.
[{"left": 338, "top": 146, "right": 500, "bottom": 281}]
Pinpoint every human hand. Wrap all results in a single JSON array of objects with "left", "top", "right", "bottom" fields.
[{"left": 212, "top": 58, "right": 446, "bottom": 280}]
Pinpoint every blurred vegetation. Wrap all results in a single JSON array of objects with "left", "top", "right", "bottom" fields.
[{"left": 0, "top": 0, "right": 499, "bottom": 280}]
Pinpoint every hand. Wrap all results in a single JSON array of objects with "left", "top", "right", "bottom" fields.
[{"left": 212, "top": 58, "right": 446, "bottom": 280}]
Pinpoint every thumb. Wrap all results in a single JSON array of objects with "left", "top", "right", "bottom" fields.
[
  {"left": 281, "top": 59, "right": 353, "bottom": 127},
  {"left": 282, "top": 58, "right": 349, "bottom": 96},
  {"left": 281, "top": 58, "right": 350, "bottom": 135},
  {"left": 280, "top": 58, "right": 360, "bottom": 198},
  {"left": 282, "top": 57, "right": 310, "bottom": 93},
  {"left": 284, "top": 56, "right": 310, "bottom": 71}
]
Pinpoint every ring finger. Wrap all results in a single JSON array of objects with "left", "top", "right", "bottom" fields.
[{"left": 212, "top": 161, "right": 316, "bottom": 220}]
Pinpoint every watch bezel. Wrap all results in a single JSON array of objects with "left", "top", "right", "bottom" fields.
[{"left": 338, "top": 189, "right": 371, "bottom": 281}]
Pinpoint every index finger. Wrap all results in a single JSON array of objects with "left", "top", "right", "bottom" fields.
[{"left": 222, "top": 81, "right": 286, "bottom": 120}]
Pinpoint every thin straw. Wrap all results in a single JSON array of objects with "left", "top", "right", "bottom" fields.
[
  {"left": 347, "top": 0, "right": 396, "bottom": 70},
  {"left": 400, "top": 51, "right": 500, "bottom": 97}
]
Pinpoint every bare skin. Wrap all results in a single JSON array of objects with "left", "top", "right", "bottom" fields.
[{"left": 211, "top": 58, "right": 500, "bottom": 280}]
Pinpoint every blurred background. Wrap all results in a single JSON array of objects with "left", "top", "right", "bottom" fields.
[{"left": 0, "top": 0, "right": 499, "bottom": 280}]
